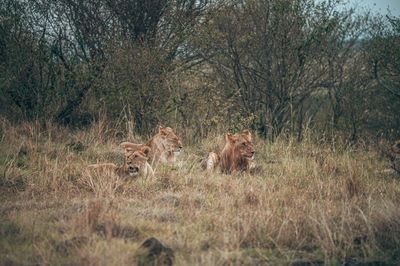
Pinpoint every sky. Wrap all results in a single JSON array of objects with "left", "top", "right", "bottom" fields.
[{"left": 346, "top": 0, "right": 400, "bottom": 16}]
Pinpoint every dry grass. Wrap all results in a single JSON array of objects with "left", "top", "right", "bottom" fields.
[{"left": 1, "top": 118, "right": 400, "bottom": 265}]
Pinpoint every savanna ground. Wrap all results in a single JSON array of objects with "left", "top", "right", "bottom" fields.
[{"left": 0, "top": 118, "right": 399, "bottom": 265}]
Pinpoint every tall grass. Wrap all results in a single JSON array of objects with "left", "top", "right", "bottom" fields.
[{"left": 0, "top": 118, "right": 399, "bottom": 265}]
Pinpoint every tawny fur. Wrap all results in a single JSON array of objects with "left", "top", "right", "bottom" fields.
[
  {"left": 205, "top": 152, "right": 220, "bottom": 170},
  {"left": 87, "top": 163, "right": 130, "bottom": 177},
  {"left": 120, "top": 126, "right": 182, "bottom": 167},
  {"left": 124, "top": 146, "right": 154, "bottom": 178},
  {"left": 206, "top": 130, "right": 255, "bottom": 173},
  {"left": 88, "top": 146, "right": 154, "bottom": 179},
  {"left": 119, "top": 142, "right": 146, "bottom": 153}
]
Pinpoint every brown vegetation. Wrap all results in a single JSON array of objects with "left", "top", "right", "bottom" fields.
[
  {"left": 1, "top": 120, "right": 399, "bottom": 265},
  {"left": 1, "top": 0, "right": 399, "bottom": 264},
  {"left": 389, "top": 140, "right": 400, "bottom": 173}
]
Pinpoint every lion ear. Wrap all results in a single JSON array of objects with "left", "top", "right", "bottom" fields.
[
  {"left": 242, "top": 129, "right": 251, "bottom": 141},
  {"left": 226, "top": 133, "right": 235, "bottom": 143},
  {"left": 140, "top": 146, "right": 151, "bottom": 157},
  {"left": 159, "top": 125, "right": 168, "bottom": 136},
  {"left": 124, "top": 148, "right": 134, "bottom": 156}
]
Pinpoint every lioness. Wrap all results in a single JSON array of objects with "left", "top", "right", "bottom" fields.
[
  {"left": 120, "top": 126, "right": 182, "bottom": 167},
  {"left": 87, "top": 146, "right": 154, "bottom": 178},
  {"left": 206, "top": 129, "right": 255, "bottom": 173}
]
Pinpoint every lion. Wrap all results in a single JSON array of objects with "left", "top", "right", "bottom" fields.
[
  {"left": 120, "top": 126, "right": 182, "bottom": 167},
  {"left": 205, "top": 129, "right": 255, "bottom": 173},
  {"left": 87, "top": 146, "right": 154, "bottom": 179}
]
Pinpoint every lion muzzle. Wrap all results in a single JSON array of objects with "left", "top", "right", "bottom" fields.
[{"left": 129, "top": 166, "right": 140, "bottom": 176}]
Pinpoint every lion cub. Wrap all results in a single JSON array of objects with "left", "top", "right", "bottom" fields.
[
  {"left": 87, "top": 146, "right": 154, "bottom": 179},
  {"left": 205, "top": 130, "right": 255, "bottom": 173}
]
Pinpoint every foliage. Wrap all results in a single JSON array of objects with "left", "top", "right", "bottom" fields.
[
  {"left": 362, "top": 14, "right": 400, "bottom": 138},
  {"left": 0, "top": 0, "right": 399, "bottom": 141}
]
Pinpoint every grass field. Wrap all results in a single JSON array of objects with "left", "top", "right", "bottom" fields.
[{"left": 1, "top": 119, "right": 399, "bottom": 265}]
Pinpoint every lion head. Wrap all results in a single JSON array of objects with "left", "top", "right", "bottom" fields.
[
  {"left": 226, "top": 129, "right": 255, "bottom": 160},
  {"left": 125, "top": 146, "right": 151, "bottom": 177},
  {"left": 157, "top": 126, "right": 183, "bottom": 155},
  {"left": 220, "top": 129, "right": 255, "bottom": 172}
]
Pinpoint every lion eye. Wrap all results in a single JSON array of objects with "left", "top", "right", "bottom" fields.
[{"left": 242, "top": 142, "right": 247, "bottom": 146}]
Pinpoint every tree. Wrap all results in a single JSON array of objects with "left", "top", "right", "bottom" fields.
[
  {"left": 362, "top": 14, "right": 400, "bottom": 138},
  {"left": 193, "top": 0, "right": 368, "bottom": 140},
  {"left": 0, "top": 0, "right": 65, "bottom": 120}
]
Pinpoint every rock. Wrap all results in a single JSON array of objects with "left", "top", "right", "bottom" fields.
[{"left": 138, "top": 237, "right": 174, "bottom": 266}]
